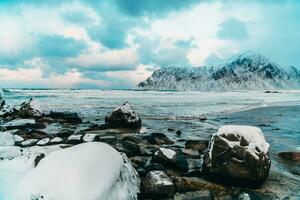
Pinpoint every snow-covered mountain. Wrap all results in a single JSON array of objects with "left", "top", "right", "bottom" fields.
[{"left": 138, "top": 51, "right": 300, "bottom": 91}]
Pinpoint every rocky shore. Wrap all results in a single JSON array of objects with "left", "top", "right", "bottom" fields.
[{"left": 0, "top": 96, "right": 299, "bottom": 200}]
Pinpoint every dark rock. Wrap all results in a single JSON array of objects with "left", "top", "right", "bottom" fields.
[
  {"left": 34, "top": 153, "right": 45, "bottom": 167},
  {"left": 173, "top": 177, "right": 232, "bottom": 197},
  {"left": 104, "top": 102, "right": 141, "bottom": 129},
  {"left": 47, "top": 111, "right": 82, "bottom": 123},
  {"left": 56, "top": 128, "right": 74, "bottom": 138},
  {"left": 278, "top": 152, "right": 300, "bottom": 162},
  {"left": 121, "top": 139, "right": 141, "bottom": 157},
  {"left": 168, "top": 128, "right": 176, "bottom": 132},
  {"left": 174, "top": 190, "right": 214, "bottom": 200},
  {"left": 146, "top": 132, "right": 174, "bottom": 145},
  {"left": 176, "top": 130, "right": 182, "bottom": 136},
  {"left": 137, "top": 167, "right": 147, "bottom": 177},
  {"left": 142, "top": 170, "right": 175, "bottom": 199},
  {"left": 185, "top": 140, "right": 208, "bottom": 154},
  {"left": 129, "top": 156, "right": 146, "bottom": 168},
  {"left": 202, "top": 126, "right": 271, "bottom": 188},
  {"left": 145, "top": 163, "right": 165, "bottom": 172},
  {"left": 12, "top": 98, "right": 43, "bottom": 118},
  {"left": 151, "top": 148, "right": 188, "bottom": 173}
]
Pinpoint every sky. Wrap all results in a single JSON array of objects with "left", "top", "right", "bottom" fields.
[{"left": 0, "top": 0, "right": 299, "bottom": 88}]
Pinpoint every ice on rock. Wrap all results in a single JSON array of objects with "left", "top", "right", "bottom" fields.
[
  {"left": 68, "top": 134, "right": 82, "bottom": 141},
  {"left": 17, "top": 142, "right": 140, "bottom": 200}
]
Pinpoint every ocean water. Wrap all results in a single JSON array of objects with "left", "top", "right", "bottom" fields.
[{"left": 1, "top": 89, "right": 300, "bottom": 199}]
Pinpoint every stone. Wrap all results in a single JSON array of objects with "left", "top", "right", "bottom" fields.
[
  {"left": 104, "top": 102, "right": 141, "bottom": 128},
  {"left": 21, "top": 139, "right": 38, "bottom": 147},
  {"left": 142, "top": 170, "right": 175, "bottom": 199},
  {"left": 121, "top": 139, "right": 141, "bottom": 157},
  {"left": 146, "top": 132, "right": 174, "bottom": 145},
  {"left": 2, "top": 119, "right": 45, "bottom": 130},
  {"left": 37, "top": 138, "right": 50, "bottom": 146},
  {"left": 83, "top": 134, "right": 99, "bottom": 142},
  {"left": 12, "top": 98, "right": 43, "bottom": 118},
  {"left": 34, "top": 153, "right": 45, "bottom": 167},
  {"left": 173, "top": 177, "right": 232, "bottom": 197},
  {"left": 67, "top": 134, "right": 82, "bottom": 144},
  {"left": 185, "top": 140, "right": 208, "bottom": 154},
  {"left": 278, "top": 152, "right": 300, "bottom": 162},
  {"left": 202, "top": 125, "right": 271, "bottom": 188},
  {"left": 174, "top": 190, "right": 214, "bottom": 200},
  {"left": 151, "top": 147, "right": 189, "bottom": 173},
  {"left": 47, "top": 111, "right": 82, "bottom": 123},
  {"left": 50, "top": 137, "right": 63, "bottom": 144}
]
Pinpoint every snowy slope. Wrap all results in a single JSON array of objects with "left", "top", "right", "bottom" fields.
[{"left": 138, "top": 51, "right": 300, "bottom": 90}]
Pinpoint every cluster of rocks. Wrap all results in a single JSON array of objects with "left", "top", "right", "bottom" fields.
[{"left": 0, "top": 97, "right": 276, "bottom": 199}]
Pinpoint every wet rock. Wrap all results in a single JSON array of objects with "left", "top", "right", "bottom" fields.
[
  {"left": 278, "top": 152, "right": 300, "bottom": 162},
  {"left": 142, "top": 170, "right": 175, "bottom": 199},
  {"left": 104, "top": 102, "right": 141, "bottom": 129},
  {"left": 151, "top": 147, "right": 188, "bottom": 173},
  {"left": 20, "top": 139, "right": 38, "bottom": 147},
  {"left": 168, "top": 128, "right": 176, "bottom": 132},
  {"left": 140, "top": 145, "right": 159, "bottom": 156},
  {"left": 185, "top": 140, "right": 208, "bottom": 154},
  {"left": 137, "top": 167, "right": 147, "bottom": 177},
  {"left": 146, "top": 132, "right": 174, "bottom": 145},
  {"left": 121, "top": 139, "right": 141, "bottom": 157},
  {"left": 176, "top": 130, "right": 182, "bottom": 136},
  {"left": 2, "top": 119, "right": 45, "bottom": 130},
  {"left": 202, "top": 125, "right": 271, "bottom": 188},
  {"left": 34, "top": 153, "right": 45, "bottom": 167},
  {"left": 0, "top": 101, "right": 11, "bottom": 118},
  {"left": 37, "top": 138, "right": 50, "bottom": 146},
  {"left": 12, "top": 98, "right": 43, "bottom": 118},
  {"left": 83, "top": 133, "right": 99, "bottom": 142},
  {"left": 173, "top": 177, "right": 232, "bottom": 197},
  {"left": 145, "top": 163, "right": 165, "bottom": 172},
  {"left": 67, "top": 134, "right": 82, "bottom": 144},
  {"left": 129, "top": 156, "right": 146, "bottom": 168},
  {"left": 47, "top": 111, "right": 82, "bottom": 123},
  {"left": 56, "top": 128, "right": 74, "bottom": 138},
  {"left": 174, "top": 190, "right": 214, "bottom": 200}
]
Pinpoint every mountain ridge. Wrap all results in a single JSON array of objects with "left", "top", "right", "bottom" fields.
[{"left": 138, "top": 51, "right": 300, "bottom": 91}]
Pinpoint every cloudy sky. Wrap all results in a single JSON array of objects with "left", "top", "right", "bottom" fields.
[{"left": 0, "top": 0, "right": 299, "bottom": 88}]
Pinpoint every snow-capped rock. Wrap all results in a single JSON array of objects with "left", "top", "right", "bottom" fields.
[
  {"left": 17, "top": 142, "right": 140, "bottom": 200},
  {"left": 12, "top": 98, "right": 44, "bottom": 118},
  {"left": 138, "top": 51, "right": 300, "bottom": 91},
  {"left": 202, "top": 125, "right": 271, "bottom": 188},
  {"left": 105, "top": 102, "right": 141, "bottom": 128},
  {"left": 142, "top": 170, "right": 175, "bottom": 199}
]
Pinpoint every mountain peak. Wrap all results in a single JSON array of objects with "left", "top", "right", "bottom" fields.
[{"left": 138, "top": 51, "right": 300, "bottom": 91}]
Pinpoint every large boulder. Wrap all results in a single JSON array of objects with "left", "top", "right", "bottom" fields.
[
  {"left": 202, "top": 125, "right": 271, "bottom": 188},
  {"left": 105, "top": 102, "right": 141, "bottom": 128}
]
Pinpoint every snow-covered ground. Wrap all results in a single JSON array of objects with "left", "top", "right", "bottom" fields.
[{"left": 0, "top": 143, "right": 139, "bottom": 200}]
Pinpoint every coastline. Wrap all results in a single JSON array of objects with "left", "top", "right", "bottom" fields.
[{"left": 0, "top": 95, "right": 300, "bottom": 199}]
